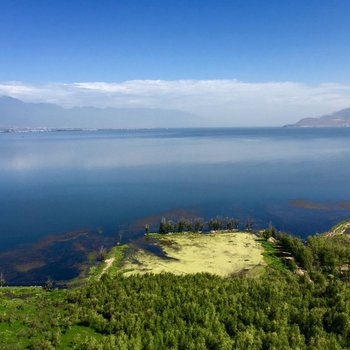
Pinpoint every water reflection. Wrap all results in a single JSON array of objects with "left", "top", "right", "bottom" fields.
[{"left": 1, "top": 129, "right": 350, "bottom": 170}]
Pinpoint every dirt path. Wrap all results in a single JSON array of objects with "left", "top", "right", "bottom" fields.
[{"left": 98, "top": 257, "right": 115, "bottom": 279}]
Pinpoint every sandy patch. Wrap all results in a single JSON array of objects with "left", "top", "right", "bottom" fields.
[{"left": 122, "top": 232, "right": 265, "bottom": 277}]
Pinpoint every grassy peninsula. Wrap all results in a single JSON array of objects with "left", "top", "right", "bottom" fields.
[
  {"left": 1, "top": 222, "right": 350, "bottom": 349},
  {"left": 122, "top": 231, "right": 265, "bottom": 277}
]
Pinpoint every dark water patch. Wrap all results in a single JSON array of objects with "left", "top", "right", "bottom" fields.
[
  {"left": 130, "top": 235, "right": 178, "bottom": 261},
  {"left": 289, "top": 198, "right": 350, "bottom": 211},
  {"left": 266, "top": 201, "right": 350, "bottom": 236},
  {"left": 289, "top": 199, "right": 333, "bottom": 211},
  {"left": 339, "top": 201, "right": 350, "bottom": 210},
  {"left": 0, "top": 228, "right": 117, "bottom": 286}
]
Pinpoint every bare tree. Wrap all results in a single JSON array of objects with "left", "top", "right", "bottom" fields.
[
  {"left": 144, "top": 224, "right": 150, "bottom": 234},
  {"left": 208, "top": 217, "right": 223, "bottom": 231},
  {"left": 0, "top": 272, "right": 5, "bottom": 287},
  {"left": 117, "top": 233, "right": 123, "bottom": 245},
  {"left": 184, "top": 219, "right": 193, "bottom": 232},
  {"left": 159, "top": 217, "right": 167, "bottom": 234},
  {"left": 98, "top": 245, "right": 107, "bottom": 261},
  {"left": 225, "top": 217, "right": 239, "bottom": 230},
  {"left": 245, "top": 218, "right": 255, "bottom": 231},
  {"left": 193, "top": 218, "right": 204, "bottom": 232},
  {"left": 44, "top": 277, "right": 54, "bottom": 291}
]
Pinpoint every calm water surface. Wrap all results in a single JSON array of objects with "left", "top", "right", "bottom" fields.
[{"left": 1, "top": 128, "right": 350, "bottom": 284}]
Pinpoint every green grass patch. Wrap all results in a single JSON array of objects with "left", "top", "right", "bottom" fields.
[
  {"left": 259, "top": 239, "right": 287, "bottom": 271},
  {"left": 144, "top": 232, "right": 162, "bottom": 237},
  {"left": 57, "top": 326, "right": 104, "bottom": 349},
  {"left": 103, "top": 244, "right": 129, "bottom": 278}
]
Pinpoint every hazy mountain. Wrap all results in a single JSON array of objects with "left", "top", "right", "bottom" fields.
[
  {"left": 285, "top": 107, "right": 350, "bottom": 128},
  {"left": 0, "top": 96, "right": 200, "bottom": 129}
]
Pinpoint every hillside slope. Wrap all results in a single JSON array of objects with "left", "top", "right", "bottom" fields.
[{"left": 285, "top": 107, "right": 350, "bottom": 127}]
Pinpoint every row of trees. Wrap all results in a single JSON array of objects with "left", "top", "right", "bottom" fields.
[{"left": 156, "top": 216, "right": 255, "bottom": 234}]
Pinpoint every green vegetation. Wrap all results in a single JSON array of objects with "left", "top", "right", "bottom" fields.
[
  {"left": 68, "top": 245, "right": 128, "bottom": 287},
  {"left": 0, "top": 222, "right": 349, "bottom": 349},
  {"left": 0, "top": 287, "right": 65, "bottom": 349},
  {"left": 88, "top": 245, "right": 128, "bottom": 281},
  {"left": 259, "top": 239, "right": 287, "bottom": 271},
  {"left": 307, "top": 234, "right": 350, "bottom": 278}
]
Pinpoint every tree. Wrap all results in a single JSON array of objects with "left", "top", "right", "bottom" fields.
[
  {"left": 0, "top": 272, "right": 5, "bottom": 287},
  {"left": 193, "top": 218, "right": 204, "bottom": 232},
  {"left": 245, "top": 218, "right": 254, "bottom": 231},
  {"left": 184, "top": 219, "right": 193, "bottom": 232},
  {"left": 144, "top": 224, "right": 150, "bottom": 234},
  {"left": 226, "top": 217, "right": 240, "bottom": 230},
  {"left": 159, "top": 218, "right": 167, "bottom": 234},
  {"left": 98, "top": 245, "right": 107, "bottom": 261},
  {"left": 159, "top": 218, "right": 174, "bottom": 234},
  {"left": 262, "top": 224, "right": 277, "bottom": 239},
  {"left": 176, "top": 218, "right": 187, "bottom": 232},
  {"left": 44, "top": 277, "right": 54, "bottom": 291},
  {"left": 165, "top": 220, "right": 175, "bottom": 233},
  {"left": 117, "top": 233, "right": 123, "bottom": 245},
  {"left": 159, "top": 217, "right": 170, "bottom": 234},
  {"left": 208, "top": 217, "right": 222, "bottom": 231}
]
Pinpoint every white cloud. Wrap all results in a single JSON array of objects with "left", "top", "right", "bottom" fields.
[{"left": 1, "top": 80, "right": 350, "bottom": 126}]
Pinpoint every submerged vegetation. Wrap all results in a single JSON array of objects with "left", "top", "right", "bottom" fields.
[{"left": 0, "top": 221, "right": 349, "bottom": 349}]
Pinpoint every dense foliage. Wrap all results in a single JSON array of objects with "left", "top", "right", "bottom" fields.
[
  {"left": 1, "top": 229, "right": 349, "bottom": 349},
  {"left": 307, "top": 234, "right": 350, "bottom": 278},
  {"left": 269, "top": 229, "right": 350, "bottom": 281},
  {"left": 65, "top": 271, "right": 349, "bottom": 350}
]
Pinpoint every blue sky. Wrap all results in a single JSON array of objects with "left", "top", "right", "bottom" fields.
[{"left": 1, "top": 0, "right": 350, "bottom": 125}]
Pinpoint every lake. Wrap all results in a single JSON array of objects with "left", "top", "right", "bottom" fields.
[{"left": 1, "top": 128, "right": 350, "bottom": 285}]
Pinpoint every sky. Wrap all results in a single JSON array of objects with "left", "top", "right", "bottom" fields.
[{"left": 1, "top": 0, "right": 350, "bottom": 126}]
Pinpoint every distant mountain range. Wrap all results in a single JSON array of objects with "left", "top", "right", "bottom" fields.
[
  {"left": 3, "top": 96, "right": 350, "bottom": 130},
  {"left": 285, "top": 107, "right": 350, "bottom": 128},
  {"left": 0, "top": 96, "right": 200, "bottom": 130}
]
